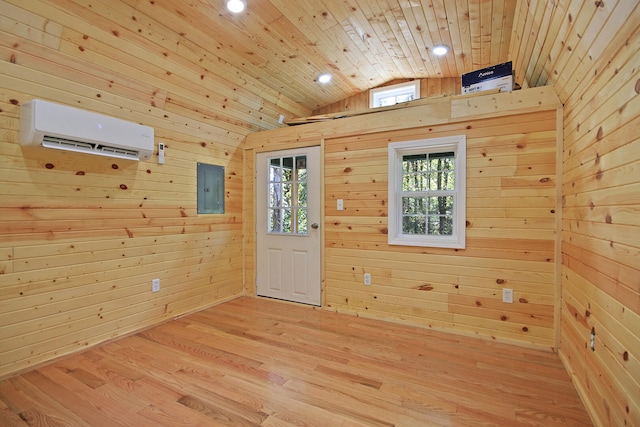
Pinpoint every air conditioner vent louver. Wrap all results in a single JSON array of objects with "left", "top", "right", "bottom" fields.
[
  {"left": 97, "top": 145, "right": 138, "bottom": 159},
  {"left": 20, "top": 99, "right": 154, "bottom": 161},
  {"left": 41, "top": 136, "right": 140, "bottom": 160},
  {"left": 42, "top": 136, "right": 94, "bottom": 151}
]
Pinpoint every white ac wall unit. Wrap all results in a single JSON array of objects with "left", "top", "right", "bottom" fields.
[{"left": 20, "top": 99, "right": 154, "bottom": 161}]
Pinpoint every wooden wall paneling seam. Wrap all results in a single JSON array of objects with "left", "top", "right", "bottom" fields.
[
  {"left": 122, "top": 0, "right": 312, "bottom": 116},
  {"left": 530, "top": 1, "right": 564, "bottom": 87},
  {"left": 400, "top": 2, "right": 439, "bottom": 77},
  {"left": 379, "top": 0, "right": 427, "bottom": 78},
  {"left": 565, "top": 234, "right": 639, "bottom": 295},
  {"left": 0, "top": 266, "right": 238, "bottom": 325},
  {"left": 498, "top": 0, "right": 516, "bottom": 65},
  {"left": 562, "top": 180, "right": 640, "bottom": 214},
  {"left": 554, "top": 108, "right": 563, "bottom": 350},
  {"left": 231, "top": 3, "right": 351, "bottom": 104},
  {"left": 241, "top": 146, "right": 255, "bottom": 297},
  {"left": 562, "top": 244, "right": 640, "bottom": 313},
  {"left": 163, "top": 94, "right": 270, "bottom": 135},
  {"left": 271, "top": 1, "right": 374, "bottom": 86},
  {"left": 550, "top": 1, "right": 599, "bottom": 100},
  {"left": 563, "top": 269, "right": 640, "bottom": 364},
  {"left": 553, "top": 0, "right": 625, "bottom": 102},
  {"left": 563, "top": 277, "right": 640, "bottom": 387},
  {"left": 0, "top": 1, "right": 64, "bottom": 49},
  {"left": 560, "top": 273, "right": 640, "bottom": 427},
  {"left": 324, "top": 233, "right": 554, "bottom": 258},
  {"left": 55, "top": 29, "right": 275, "bottom": 135},
  {"left": 564, "top": 158, "right": 639, "bottom": 207},
  {"left": 0, "top": 249, "right": 242, "bottom": 307},
  {"left": 489, "top": 0, "right": 504, "bottom": 65},
  {"left": 562, "top": 50, "right": 640, "bottom": 163},
  {"left": 565, "top": 2, "right": 640, "bottom": 107},
  {"left": 479, "top": 0, "right": 493, "bottom": 67},
  {"left": 467, "top": 0, "right": 481, "bottom": 69},
  {"left": 563, "top": 153, "right": 640, "bottom": 206},
  {"left": 527, "top": 0, "right": 555, "bottom": 81},
  {"left": 453, "top": 0, "right": 473, "bottom": 73},
  {"left": 542, "top": 0, "right": 585, "bottom": 91},
  {"left": 560, "top": 227, "right": 638, "bottom": 274},
  {"left": 0, "top": 39, "right": 168, "bottom": 109},
  {"left": 443, "top": 1, "right": 465, "bottom": 75},
  {"left": 8, "top": 236, "right": 238, "bottom": 273},
  {"left": 49, "top": 23, "right": 289, "bottom": 131},
  {"left": 173, "top": 38, "right": 309, "bottom": 119},
  {"left": 507, "top": 0, "right": 525, "bottom": 87},
  {"left": 59, "top": 0, "right": 182, "bottom": 54},
  {"left": 0, "top": 247, "right": 12, "bottom": 276},
  {"left": 563, "top": 111, "right": 640, "bottom": 179},
  {"left": 199, "top": 11, "right": 338, "bottom": 102},
  {"left": 325, "top": 0, "right": 394, "bottom": 85},
  {"left": 324, "top": 260, "right": 554, "bottom": 289},
  {"left": 174, "top": 0, "right": 339, "bottom": 107},
  {"left": 0, "top": 223, "right": 241, "bottom": 248},
  {"left": 430, "top": 0, "right": 456, "bottom": 77},
  {"left": 352, "top": 0, "right": 406, "bottom": 79}
]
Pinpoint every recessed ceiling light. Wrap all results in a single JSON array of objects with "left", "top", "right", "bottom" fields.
[
  {"left": 226, "top": 0, "right": 246, "bottom": 13},
  {"left": 318, "top": 73, "right": 332, "bottom": 84},
  {"left": 432, "top": 45, "right": 449, "bottom": 56}
]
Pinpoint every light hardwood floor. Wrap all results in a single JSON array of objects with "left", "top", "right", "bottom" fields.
[{"left": 0, "top": 296, "right": 592, "bottom": 426}]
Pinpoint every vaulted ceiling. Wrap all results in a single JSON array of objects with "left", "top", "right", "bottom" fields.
[{"left": 152, "top": 0, "right": 516, "bottom": 111}]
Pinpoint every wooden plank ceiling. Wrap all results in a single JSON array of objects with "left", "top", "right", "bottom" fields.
[{"left": 144, "top": 0, "right": 515, "bottom": 111}]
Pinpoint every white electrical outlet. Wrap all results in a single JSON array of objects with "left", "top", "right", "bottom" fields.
[
  {"left": 337, "top": 199, "right": 344, "bottom": 210},
  {"left": 502, "top": 288, "right": 513, "bottom": 303},
  {"left": 152, "top": 278, "right": 160, "bottom": 292},
  {"left": 364, "top": 273, "right": 371, "bottom": 286}
]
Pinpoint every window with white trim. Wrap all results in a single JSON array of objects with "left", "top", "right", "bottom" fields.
[
  {"left": 388, "top": 136, "right": 466, "bottom": 248},
  {"left": 370, "top": 81, "right": 420, "bottom": 108}
]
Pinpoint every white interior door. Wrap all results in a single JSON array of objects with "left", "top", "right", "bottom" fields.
[{"left": 256, "top": 146, "right": 321, "bottom": 306}]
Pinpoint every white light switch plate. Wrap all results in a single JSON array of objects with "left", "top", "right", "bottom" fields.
[{"left": 502, "top": 288, "right": 513, "bottom": 303}]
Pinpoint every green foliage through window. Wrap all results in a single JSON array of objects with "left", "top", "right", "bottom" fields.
[
  {"left": 401, "top": 152, "right": 455, "bottom": 236},
  {"left": 268, "top": 155, "right": 308, "bottom": 234}
]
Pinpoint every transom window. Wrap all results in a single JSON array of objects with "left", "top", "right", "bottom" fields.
[
  {"left": 268, "top": 155, "right": 308, "bottom": 234},
  {"left": 388, "top": 136, "right": 466, "bottom": 248},
  {"left": 370, "top": 81, "right": 420, "bottom": 108}
]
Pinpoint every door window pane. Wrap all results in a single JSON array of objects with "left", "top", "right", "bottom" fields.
[
  {"left": 297, "top": 208, "right": 308, "bottom": 234},
  {"left": 267, "top": 155, "right": 308, "bottom": 235},
  {"left": 270, "top": 208, "right": 282, "bottom": 232}
]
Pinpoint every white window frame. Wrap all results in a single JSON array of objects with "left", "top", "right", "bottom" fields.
[
  {"left": 370, "top": 80, "right": 420, "bottom": 108},
  {"left": 388, "top": 135, "right": 466, "bottom": 249}
]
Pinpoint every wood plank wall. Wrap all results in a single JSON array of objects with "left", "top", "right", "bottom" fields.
[
  {"left": 312, "top": 77, "right": 461, "bottom": 116},
  {"left": 511, "top": 1, "right": 640, "bottom": 426},
  {"left": 246, "top": 88, "right": 563, "bottom": 351},
  {"left": 0, "top": 0, "right": 308, "bottom": 379},
  {"left": 323, "top": 110, "right": 558, "bottom": 348}
]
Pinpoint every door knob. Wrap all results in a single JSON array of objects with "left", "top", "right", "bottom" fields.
[{"left": 311, "top": 223, "right": 319, "bottom": 229}]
